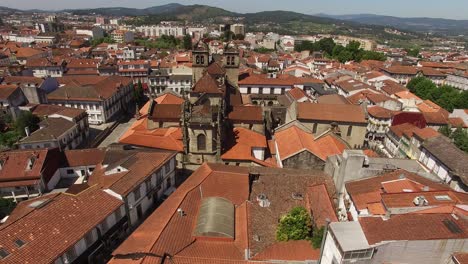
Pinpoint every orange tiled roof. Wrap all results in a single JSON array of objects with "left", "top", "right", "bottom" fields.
[
  {"left": 221, "top": 127, "right": 273, "bottom": 167},
  {"left": 306, "top": 184, "right": 338, "bottom": 227},
  {"left": 297, "top": 102, "right": 367, "bottom": 124},
  {"left": 275, "top": 125, "right": 347, "bottom": 161},
  {"left": 360, "top": 213, "right": 468, "bottom": 245},
  {"left": 367, "top": 105, "right": 394, "bottom": 119},
  {"left": 0, "top": 186, "right": 122, "bottom": 263},
  {"left": 346, "top": 169, "right": 450, "bottom": 211}
]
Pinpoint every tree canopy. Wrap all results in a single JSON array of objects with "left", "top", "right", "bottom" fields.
[
  {"left": 438, "top": 126, "right": 468, "bottom": 153},
  {"left": 276, "top": 206, "right": 312, "bottom": 241},
  {"left": 0, "top": 111, "right": 40, "bottom": 148},
  {"left": 183, "top": 34, "right": 192, "bottom": 50},
  {"left": 295, "top": 39, "right": 386, "bottom": 63},
  {"left": 407, "top": 76, "right": 468, "bottom": 112},
  {"left": 135, "top": 35, "right": 181, "bottom": 49}
]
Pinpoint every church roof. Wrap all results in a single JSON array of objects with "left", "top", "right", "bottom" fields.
[
  {"left": 207, "top": 61, "right": 226, "bottom": 76},
  {"left": 192, "top": 74, "right": 224, "bottom": 94}
]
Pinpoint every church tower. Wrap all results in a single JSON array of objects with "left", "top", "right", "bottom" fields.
[
  {"left": 192, "top": 47, "right": 209, "bottom": 84},
  {"left": 223, "top": 48, "right": 240, "bottom": 87}
]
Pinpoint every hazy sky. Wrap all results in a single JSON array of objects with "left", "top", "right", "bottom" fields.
[{"left": 3, "top": 0, "right": 468, "bottom": 20}]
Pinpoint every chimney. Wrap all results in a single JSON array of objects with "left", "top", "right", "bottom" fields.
[{"left": 25, "top": 127, "right": 30, "bottom": 137}]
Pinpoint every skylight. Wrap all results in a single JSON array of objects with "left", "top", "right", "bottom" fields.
[
  {"left": 14, "top": 239, "right": 25, "bottom": 248},
  {"left": 0, "top": 248, "right": 10, "bottom": 259},
  {"left": 434, "top": 195, "right": 452, "bottom": 201}
]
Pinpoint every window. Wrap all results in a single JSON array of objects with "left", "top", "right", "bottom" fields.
[
  {"left": 0, "top": 248, "right": 9, "bottom": 259},
  {"left": 26, "top": 157, "right": 36, "bottom": 171},
  {"left": 67, "top": 169, "right": 74, "bottom": 174},
  {"left": 166, "top": 178, "right": 171, "bottom": 188},
  {"left": 347, "top": 125, "right": 353, "bottom": 137},
  {"left": 64, "top": 247, "right": 77, "bottom": 263},
  {"left": 312, "top": 123, "right": 318, "bottom": 134},
  {"left": 134, "top": 187, "right": 141, "bottom": 201},
  {"left": 84, "top": 230, "right": 94, "bottom": 246},
  {"left": 14, "top": 239, "right": 25, "bottom": 248},
  {"left": 197, "top": 134, "right": 206, "bottom": 151},
  {"left": 156, "top": 170, "right": 163, "bottom": 185},
  {"left": 164, "top": 162, "right": 170, "bottom": 174},
  {"left": 145, "top": 179, "right": 152, "bottom": 192},
  {"left": 100, "top": 219, "right": 109, "bottom": 233}
]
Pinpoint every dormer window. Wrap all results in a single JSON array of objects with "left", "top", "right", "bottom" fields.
[{"left": 26, "top": 157, "right": 36, "bottom": 171}]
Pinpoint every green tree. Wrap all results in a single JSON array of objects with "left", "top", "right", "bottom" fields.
[
  {"left": 407, "top": 76, "right": 426, "bottom": 92},
  {"left": 405, "top": 47, "right": 420, "bottom": 57},
  {"left": 311, "top": 226, "right": 325, "bottom": 249},
  {"left": 276, "top": 207, "right": 312, "bottom": 241},
  {"left": 317, "top": 38, "right": 336, "bottom": 56},
  {"left": 183, "top": 34, "right": 193, "bottom": 50},
  {"left": 452, "top": 127, "right": 468, "bottom": 153},
  {"left": 438, "top": 126, "right": 452, "bottom": 138},
  {"left": 346, "top": 41, "right": 361, "bottom": 53},
  {"left": 15, "top": 111, "right": 40, "bottom": 136},
  {"left": 0, "top": 197, "right": 16, "bottom": 219},
  {"left": 134, "top": 80, "right": 144, "bottom": 106},
  {"left": 337, "top": 50, "right": 353, "bottom": 63},
  {"left": 332, "top": 45, "right": 345, "bottom": 58}
]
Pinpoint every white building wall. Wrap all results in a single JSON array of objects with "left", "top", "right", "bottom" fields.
[{"left": 320, "top": 232, "right": 343, "bottom": 264}]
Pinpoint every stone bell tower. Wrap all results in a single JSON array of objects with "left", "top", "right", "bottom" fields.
[
  {"left": 223, "top": 48, "right": 240, "bottom": 87},
  {"left": 192, "top": 47, "right": 209, "bottom": 84}
]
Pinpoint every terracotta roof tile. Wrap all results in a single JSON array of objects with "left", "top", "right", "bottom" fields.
[
  {"left": 228, "top": 106, "right": 263, "bottom": 123},
  {"left": 119, "top": 118, "right": 184, "bottom": 152},
  {"left": 192, "top": 74, "right": 224, "bottom": 94},
  {"left": 307, "top": 184, "right": 338, "bottom": 227},
  {"left": 297, "top": 102, "right": 367, "bottom": 124},
  {"left": 360, "top": 213, "right": 468, "bottom": 245},
  {"left": 346, "top": 169, "right": 450, "bottom": 211},
  {"left": 0, "top": 186, "right": 122, "bottom": 263},
  {"left": 367, "top": 106, "right": 394, "bottom": 119},
  {"left": 0, "top": 84, "right": 19, "bottom": 99}
]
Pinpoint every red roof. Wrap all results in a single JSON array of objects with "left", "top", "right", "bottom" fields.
[
  {"left": 0, "top": 186, "right": 123, "bottom": 263},
  {"left": 392, "top": 112, "right": 427, "bottom": 128},
  {"left": 297, "top": 103, "right": 367, "bottom": 124},
  {"left": 139, "top": 93, "right": 184, "bottom": 116},
  {"left": 367, "top": 106, "right": 394, "bottom": 119},
  {"left": 228, "top": 106, "right": 263, "bottom": 123},
  {"left": 0, "top": 149, "right": 62, "bottom": 188},
  {"left": 221, "top": 127, "right": 274, "bottom": 167},
  {"left": 307, "top": 184, "right": 338, "bottom": 227},
  {"left": 275, "top": 125, "right": 348, "bottom": 161},
  {"left": 119, "top": 118, "right": 184, "bottom": 152},
  {"left": 0, "top": 84, "right": 20, "bottom": 100},
  {"left": 345, "top": 169, "right": 449, "bottom": 211},
  {"left": 360, "top": 213, "right": 468, "bottom": 245},
  {"left": 239, "top": 73, "right": 322, "bottom": 86}
]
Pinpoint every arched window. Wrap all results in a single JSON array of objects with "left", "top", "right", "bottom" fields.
[
  {"left": 200, "top": 56, "right": 205, "bottom": 64},
  {"left": 196, "top": 55, "right": 200, "bottom": 64},
  {"left": 197, "top": 134, "right": 206, "bottom": 151}
]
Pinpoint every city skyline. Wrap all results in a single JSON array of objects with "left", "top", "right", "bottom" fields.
[{"left": 2, "top": 0, "right": 468, "bottom": 20}]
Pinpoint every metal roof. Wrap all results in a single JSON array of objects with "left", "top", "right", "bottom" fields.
[
  {"left": 329, "top": 221, "right": 370, "bottom": 252},
  {"left": 194, "top": 197, "right": 235, "bottom": 239}
]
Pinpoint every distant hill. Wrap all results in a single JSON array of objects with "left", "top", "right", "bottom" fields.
[
  {"left": 63, "top": 4, "right": 397, "bottom": 37},
  {"left": 0, "top": 4, "right": 429, "bottom": 42},
  {"left": 319, "top": 13, "right": 468, "bottom": 36}
]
